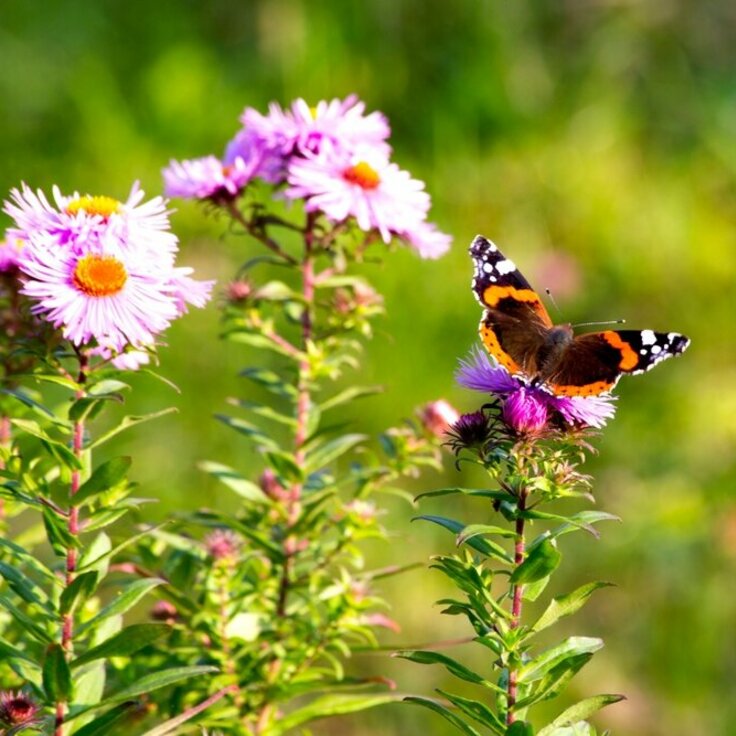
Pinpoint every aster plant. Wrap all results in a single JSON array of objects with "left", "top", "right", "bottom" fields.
[
  {"left": 0, "top": 184, "right": 220, "bottom": 734},
  {"left": 118, "top": 94, "right": 452, "bottom": 734},
  {"left": 400, "top": 347, "right": 625, "bottom": 735}
]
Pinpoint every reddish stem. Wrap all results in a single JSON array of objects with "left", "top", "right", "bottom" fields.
[
  {"left": 506, "top": 490, "right": 527, "bottom": 724},
  {"left": 56, "top": 355, "right": 88, "bottom": 736}
]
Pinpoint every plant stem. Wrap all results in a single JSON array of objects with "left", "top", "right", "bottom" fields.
[
  {"left": 506, "top": 489, "right": 527, "bottom": 725},
  {"left": 56, "top": 352, "right": 88, "bottom": 736},
  {"left": 0, "top": 415, "right": 10, "bottom": 521},
  {"left": 225, "top": 201, "right": 298, "bottom": 264}
]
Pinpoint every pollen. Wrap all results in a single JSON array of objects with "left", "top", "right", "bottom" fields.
[
  {"left": 343, "top": 161, "right": 381, "bottom": 190},
  {"left": 66, "top": 195, "right": 122, "bottom": 219},
  {"left": 73, "top": 254, "right": 127, "bottom": 297}
]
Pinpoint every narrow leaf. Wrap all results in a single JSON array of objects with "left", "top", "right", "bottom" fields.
[
  {"left": 394, "top": 650, "right": 499, "bottom": 691},
  {"left": 77, "top": 579, "right": 165, "bottom": 635},
  {"left": 87, "top": 408, "right": 177, "bottom": 449},
  {"left": 403, "top": 696, "right": 482, "bottom": 736},
  {"left": 519, "top": 638, "right": 604, "bottom": 683},
  {"left": 59, "top": 571, "right": 99, "bottom": 616},
  {"left": 73, "top": 457, "right": 131, "bottom": 506},
  {"left": 506, "top": 723, "right": 535, "bottom": 736},
  {"left": 72, "top": 623, "right": 169, "bottom": 667},
  {"left": 304, "top": 434, "right": 366, "bottom": 473},
  {"left": 319, "top": 385, "right": 383, "bottom": 412},
  {"left": 413, "top": 515, "right": 514, "bottom": 562},
  {"left": 533, "top": 582, "right": 614, "bottom": 634},
  {"left": 510, "top": 539, "right": 561, "bottom": 585},
  {"left": 437, "top": 689, "right": 505, "bottom": 733},
  {"left": 538, "top": 695, "right": 625, "bottom": 734},
  {"left": 197, "top": 461, "right": 269, "bottom": 503},
  {"left": 104, "top": 666, "right": 218, "bottom": 705},
  {"left": 43, "top": 644, "right": 72, "bottom": 701},
  {"left": 72, "top": 703, "right": 138, "bottom": 736}
]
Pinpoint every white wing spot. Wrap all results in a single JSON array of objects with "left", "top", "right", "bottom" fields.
[
  {"left": 639, "top": 348, "right": 648, "bottom": 355},
  {"left": 483, "top": 262, "right": 493, "bottom": 273},
  {"left": 651, "top": 344, "right": 662, "bottom": 354},
  {"left": 641, "top": 330, "right": 656, "bottom": 345},
  {"left": 495, "top": 259, "right": 516, "bottom": 275},
  {"left": 490, "top": 275, "right": 497, "bottom": 282}
]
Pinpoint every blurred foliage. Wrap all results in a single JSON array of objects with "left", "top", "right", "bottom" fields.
[{"left": 1, "top": 1, "right": 735, "bottom": 734}]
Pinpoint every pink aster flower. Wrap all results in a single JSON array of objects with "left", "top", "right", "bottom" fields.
[
  {"left": 0, "top": 234, "right": 24, "bottom": 273},
  {"left": 456, "top": 346, "right": 616, "bottom": 431},
  {"left": 399, "top": 221, "right": 452, "bottom": 259},
  {"left": 286, "top": 149, "right": 430, "bottom": 243},
  {"left": 17, "top": 242, "right": 180, "bottom": 351},
  {"left": 241, "top": 94, "right": 391, "bottom": 158},
  {"left": 224, "top": 128, "right": 285, "bottom": 184},
  {"left": 4, "top": 182, "right": 178, "bottom": 262},
  {"left": 168, "top": 266, "right": 215, "bottom": 316},
  {"left": 163, "top": 153, "right": 262, "bottom": 201}
]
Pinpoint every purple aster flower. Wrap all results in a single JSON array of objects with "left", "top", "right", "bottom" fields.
[
  {"left": 399, "top": 221, "right": 452, "bottom": 259},
  {"left": 457, "top": 346, "right": 616, "bottom": 431},
  {"left": 241, "top": 95, "right": 391, "bottom": 159},
  {"left": 224, "top": 128, "right": 286, "bottom": 184},
  {"left": 446, "top": 411, "right": 492, "bottom": 452},
  {"left": 285, "top": 148, "right": 430, "bottom": 243},
  {"left": 162, "top": 153, "right": 262, "bottom": 201},
  {"left": 0, "top": 690, "right": 39, "bottom": 727}
]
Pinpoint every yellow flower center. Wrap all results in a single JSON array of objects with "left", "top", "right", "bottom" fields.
[
  {"left": 343, "top": 162, "right": 381, "bottom": 190},
  {"left": 309, "top": 105, "right": 319, "bottom": 119},
  {"left": 72, "top": 254, "right": 127, "bottom": 297},
  {"left": 66, "top": 195, "right": 122, "bottom": 219}
]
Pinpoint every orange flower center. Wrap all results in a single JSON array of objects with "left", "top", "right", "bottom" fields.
[
  {"left": 72, "top": 254, "right": 127, "bottom": 297},
  {"left": 66, "top": 195, "right": 122, "bottom": 219},
  {"left": 343, "top": 161, "right": 381, "bottom": 190}
]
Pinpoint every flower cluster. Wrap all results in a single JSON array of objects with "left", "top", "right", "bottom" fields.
[
  {"left": 163, "top": 94, "right": 451, "bottom": 258},
  {"left": 454, "top": 346, "right": 616, "bottom": 439},
  {"left": 2, "top": 182, "right": 213, "bottom": 358}
]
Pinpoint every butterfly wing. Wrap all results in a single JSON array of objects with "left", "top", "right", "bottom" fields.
[
  {"left": 470, "top": 235, "right": 554, "bottom": 375},
  {"left": 547, "top": 329, "right": 691, "bottom": 396}
]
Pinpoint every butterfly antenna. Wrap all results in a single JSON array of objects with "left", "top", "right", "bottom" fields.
[
  {"left": 572, "top": 318, "right": 626, "bottom": 329},
  {"left": 545, "top": 288, "right": 562, "bottom": 318}
]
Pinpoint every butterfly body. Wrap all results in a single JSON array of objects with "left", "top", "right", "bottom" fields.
[{"left": 470, "top": 235, "right": 690, "bottom": 397}]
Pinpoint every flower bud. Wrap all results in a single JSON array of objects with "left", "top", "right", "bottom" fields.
[
  {"left": 204, "top": 529, "right": 241, "bottom": 561},
  {"left": 0, "top": 690, "right": 39, "bottom": 727},
  {"left": 419, "top": 399, "right": 460, "bottom": 438}
]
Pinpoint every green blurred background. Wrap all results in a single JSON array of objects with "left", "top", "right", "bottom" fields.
[{"left": 2, "top": 1, "right": 735, "bottom": 734}]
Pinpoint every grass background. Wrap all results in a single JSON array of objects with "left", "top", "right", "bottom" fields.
[{"left": 2, "top": 1, "right": 735, "bottom": 734}]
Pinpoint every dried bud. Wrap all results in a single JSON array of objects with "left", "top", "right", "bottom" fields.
[
  {"left": 419, "top": 399, "right": 460, "bottom": 438},
  {"left": 204, "top": 529, "right": 241, "bottom": 561},
  {"left": 150, "top": 600, "right": 178, "bottom": 623},
  {"left": 0, "top": 690, "right": 39, "bottom": 727},
  {"left": 353, "top": 281, "right": 382, "bottom": 308},
  {"left": 446, "top": 411, "right": 491, "bottom": 453},
  {"left": 344, "top": 499, "right": 378, "bottom": 524}
]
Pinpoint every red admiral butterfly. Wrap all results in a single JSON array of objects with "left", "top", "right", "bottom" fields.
[{"left": 470, "top": 235, "right": 690, "bottom": 397}]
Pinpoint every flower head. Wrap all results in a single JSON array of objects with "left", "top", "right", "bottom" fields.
[
  {"left": 204, "top": 529, "right": 241, "bottom": 561},
  {"left": 163, "top": 154, "right": 262, "bottom": 201},
  {"left": 419, "top": 399, "right": 460, "bottom": 438},
  {"left": 240, "top": 95, "right": 391, "bottom": 159},
  {"left": 286, "top": 148, "right": 430, "bottom": 243},
  {"left": 457, "top": 346, "right": 616, "bottom": 432},
  {"left": 4, "top": 183, "right": 212, "bottom": 352},
  {"left": 0, "top": 234, "right": 25, "bottom": 273},
  {"left": 0, "top": 690, "right": 39, "bottom": 727},
  {"left": 446, "top": 411, "right": 492, "bottom": 452}
]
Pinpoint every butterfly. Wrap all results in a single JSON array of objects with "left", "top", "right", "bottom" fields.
[{"left": 470, "top": 235, "right": 690, "bottom": 397}]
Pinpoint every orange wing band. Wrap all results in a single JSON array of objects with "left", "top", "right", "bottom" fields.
[
  {"left": 602, "top": 331, "right": 638, "bottom": 370},
  {"left": 480, "top": 321, "right": 522, "bottom": 374},
  {"left": 549, "top": 380, "right": 615, "bottom": 397},
  {"left": 481, "top": 285, "right": 550, "bottom": 321}
]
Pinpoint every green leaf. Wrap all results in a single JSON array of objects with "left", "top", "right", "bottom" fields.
[
  {"left": 72, "top": 703, "right": 138, "bottom": 736},
  {"left": 538, "top": 695, "right": 625, "bottom": 735},
  {"left": 73, "top": 457, "right": 131, "bottom": 506},
  {"left": 0, "top": 561, "right": 51, "bottom": 610},
  {"left": 0, "top": 537, "right": 56, "bottom": 582},
  {"left": 519, "top": 637, "right": 604, "bottom": 683},
  {"left": 394, "top": 650, "right": 500, "bottom": 691},
  {"left": 240, "top": 367, "right": 297, "bottom": 397},
  {"left": 507, "top": 722, "right": 535, "bottom": 736},
  {"left": 522, "top": 576, "right": 550, "bottom": 602},
  {"left": 72, "top": 623, "right": 169, "bottom": 667},
  {"left": 413, "top": 515, "right": 514, "bottom": 562},
  {"left": 198, "top": 461, "right": 269, "bottom": 502},
  {"left": 403, "top": 696, "right": 483, "bottom": 736},
  {"left": 414, "top": 488, "right": 512, "bottom": 503},
  {"left": 304, "top": 433, "right": 366, "bottom": 473},
  {"left": 533, "top": 582, "right": 614, "bottom": 634},
  {"left": 77, "top": 579, "right": 165, "bottom": 635},
  {"left": 264, "top": 450, "right": 303, "bottom": 483},
  {"left": 456, "top": 523, "right": 517, "bottom": 545},
  {"left": 0, "top": 594, "right": 53, "bottom": 643},
  {"left": 87, "top": 408, "right": 177, "bottom": 449},
  {"left": 510, "top": 539, "right": 561, "bottom": 585},
  {"left": 43, "top": 644, "right": 72, "bottom": 701},
  {"left": 43, "top": 507, "right": 80, "bottom": 557},
  {"left": 0, "top": 387, "right": 70, "bottom": 427},
  {"left": 514, "top": 654, "right": 593, "bottom": 710},
  {"left": 104, "top": 665, "right": 218, "bottom": 704},
  {"left": 437, "top": 689, "right": 505, "bottom": 734},
  {"left": 231, "top": 399, "right": 297, "bottom": 427},
  {"left": 59, "top": 571, "right": 99, "bottom": 616},
  {"left": 319, "top": 385, "right": 383, "bottom": 412},
  {"left": 214, "top": 414, "right": 280, "bottom": 450},
  {"left": 0, "top": 636, "right": 40, "bottom": 666}
]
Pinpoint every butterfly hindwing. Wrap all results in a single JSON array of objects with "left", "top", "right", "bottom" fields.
[
  {"left": 470, "top": 235, "right": 553, "bottom": 375},
  {"left": 547, "top": 329, "right": 691, "bottom": 397}
]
